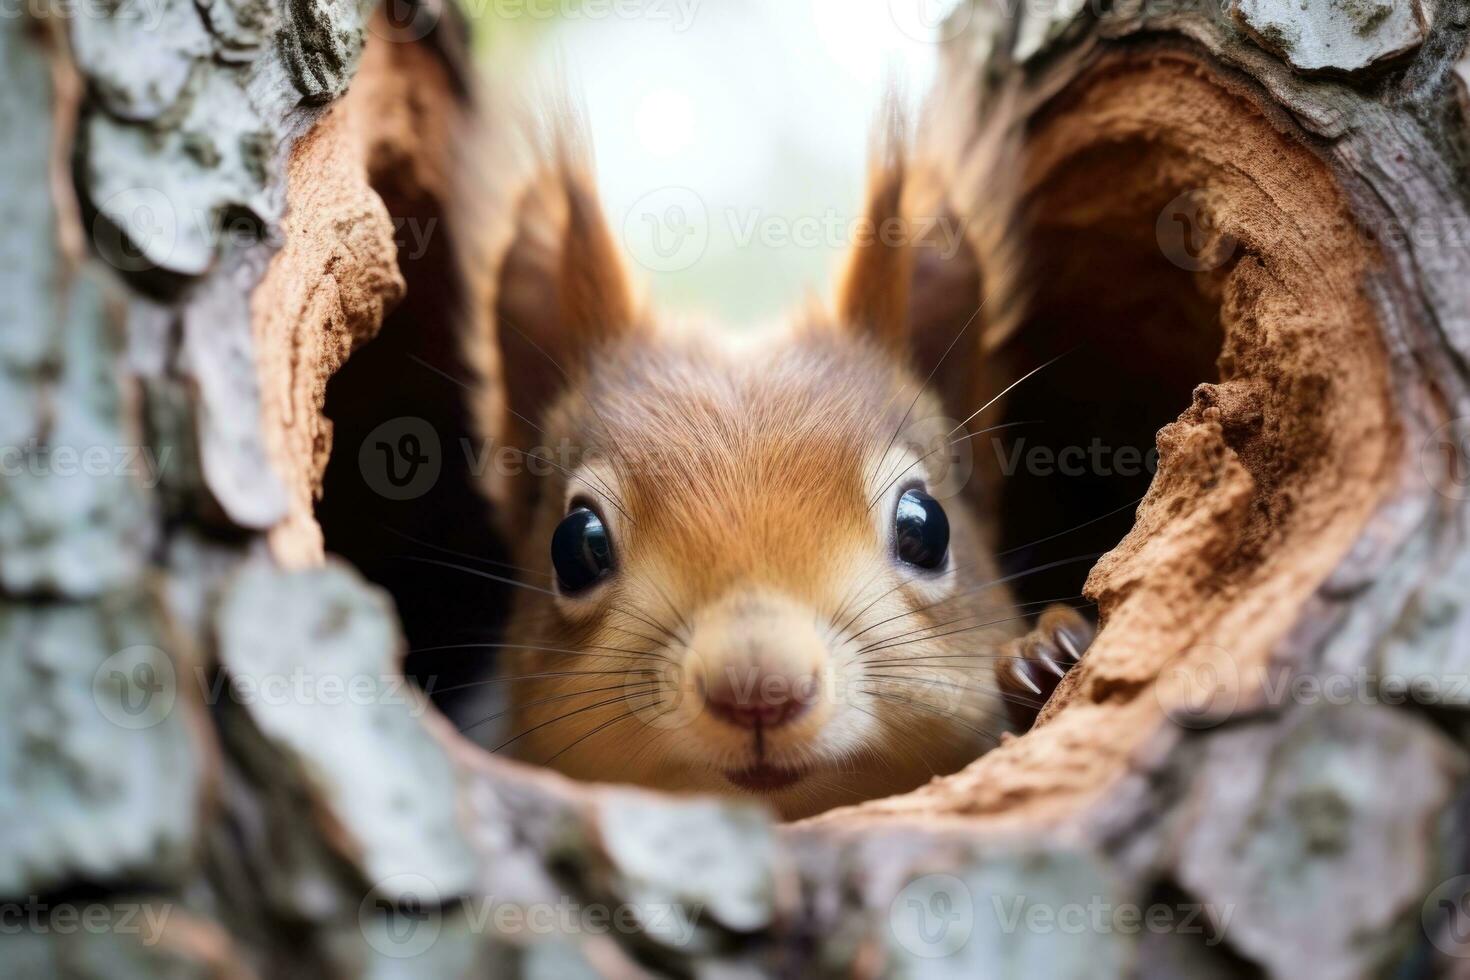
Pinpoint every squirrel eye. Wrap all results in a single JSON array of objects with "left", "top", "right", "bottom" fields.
[
  {"left": 894, "top": 488, "right": 949, "bottom": 570},
  {"left": 551, "top": 506, "right": 616, "bottom": 593}
]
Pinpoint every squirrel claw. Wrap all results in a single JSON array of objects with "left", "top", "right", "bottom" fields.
[{"left": 996, "top": 606, "right": 1094, "bottom": 732}]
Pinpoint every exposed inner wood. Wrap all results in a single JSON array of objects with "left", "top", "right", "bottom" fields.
[
  {"left": 809, "top": 51, "right": 1400, "bottom": 828},
  {"left": 316, "top": 34, "right": 505, "bottom": 720},
  {"left": 253, "top": 32, "right": 466, "bottom": 566}
]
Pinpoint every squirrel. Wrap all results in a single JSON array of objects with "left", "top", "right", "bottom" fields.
[{"left": 463, "top": 106, "right": 1093, "bottom": 821}]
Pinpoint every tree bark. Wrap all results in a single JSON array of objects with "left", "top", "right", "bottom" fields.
[{"left": 5, "top": 0, "right": 1470, "bottom": 977}]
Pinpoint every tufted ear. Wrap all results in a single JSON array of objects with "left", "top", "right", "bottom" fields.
[
  {"left": 493, "top": 157, "right": 636, "bottom": 449},
  {"left": 836, "top": 124, "right": 984, "bottom": 424}
]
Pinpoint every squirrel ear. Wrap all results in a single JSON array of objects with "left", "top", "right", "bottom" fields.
[
  {"left": 837, "top": 142, "right": 984, "bottom": 422},
  {"left": 903, "top": 203, "right": 983, "bottom": 417},
  {"left": 493, "top": 163, "right": 635, "bottom": 442}
]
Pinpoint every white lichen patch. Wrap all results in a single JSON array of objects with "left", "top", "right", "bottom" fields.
[
  {"left": 597, "top": 792, "right": 777, "bottom": 943},
  {"left": 0, "top": 599, "right": 204, "bottom": 894},
  {"left": 1228, "top": 0, "right": 1426, "bottom": 72},
  {"left": 1013, "top": 0, "right": 1091, "bottom": 62},
  {"left": 216, "top": 559, "right": 477, "bottom": 897}
]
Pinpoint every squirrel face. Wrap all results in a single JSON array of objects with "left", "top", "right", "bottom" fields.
[
  {"left": 494, "top": 334, "right": 1018, "bottom": 817},
  {"left": 477, "top": 130, "right": 1026, "bottom": 819}
]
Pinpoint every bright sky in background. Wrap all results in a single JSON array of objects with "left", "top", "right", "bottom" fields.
[{"left": 477, "top": 0, "right": 960, "bottom": 328}]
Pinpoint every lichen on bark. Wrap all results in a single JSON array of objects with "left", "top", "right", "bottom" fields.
[{"left": 5, "top": 0, "right": 1470, "bottom": 974}]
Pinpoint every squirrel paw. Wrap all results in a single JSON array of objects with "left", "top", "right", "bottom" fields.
[{"left": 996, "top": 605, "right": 1094, "bottom": 732}]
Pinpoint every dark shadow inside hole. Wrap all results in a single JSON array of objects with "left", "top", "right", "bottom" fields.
[
  {"left": 318, "top": 132, "right": 1225, "bottom": 741},
  {"left": 988, "top": 202, "right": 1226, "bottom": 611},
  {"left": 317, "top": 181, "right": 505, "bottom": 726}
]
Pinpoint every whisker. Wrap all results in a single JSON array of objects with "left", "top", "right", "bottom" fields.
[
  {"left": 496, "top": 311, "right": 640, "bottom": 509},
  {"left": 949, "top": 418, "right": 1042, "bottom": 447},
  {"left": 408, "top": 353, "right": 476, "bottom": 394},
  {"left": 837, "top": 547, "right": 1040, "bottom": 638},
  {"left": 404, "top": 556, "right": 562, "bottom": 598},
  {"left": 410, "top": 343, "right": 632, "bottom": 512},
  {"left": 859, "top": 603, "right": 1094, "bottom": 659},
  {"left": 535, "top": 583, "right": 678, "bottom": 650},
  {"left": 946, "top": 348, "right": 1076, "bottom": 438},
  {"left": 841, "top": 503, "right": 1130, "bottom": 663},
  {"left": 855, "top": 688, "right": 1003, "bottom": 744},
  {"left": 860, "top": 646, "right": 1087, "bottom": 670},
  {"left": 402, "top": 558, "right": 683, "bottom": 658},
  {"left": 399, "top": 551, "right": 690, "bottom": 655},
  {"left": 865, "top": 420, "right": 1037, "bottom": 512},
  {"left": 413, "top": 338, "right": 632, "bottom": 515},
  {"left": 857, "top": 681, "right": 1045, "bottom": 735},
  {"left": 856, "top": 690, "right": 1029, "bottom": 737},
  {"left": 409, "top": 355, "right": 557, "bottom": 445},
  {"left": 598, "top": 591, "right": 687, "bottom": 648},
  {"left": 639, "top": 575, "right": 694, "bottom": 640},
  {"left": 868, "top": 344, "right": 1075, "bottom": 512},
  {"left": 848, "top": 704, "right": 943, "bottom": 777},
  {"left": 867, "top": 297, "right": 989, "bottom": 500},
  {"left": 541, "top": 698, "right": 673, "bottom": 766},
  {"left": 410, "top": 640, "right": 675, "bottom": 667},
  {"left": 487, "top": 688, "right": 663, "bottom": 747},
  {"left": 603, "top": 622, "right": 674, "bottom": 651},
  {"left": 863, "top": 652, "right": 1041, "bottom": 667},
  {"left": 836, "top": 553, "right": 988, "bottom": 636},
  {"left": 844, "top": 552, "right": 1101, "bottom": 642},
  {"left": 855, "top": 597, "right": 1084, "bottom": 653},
  {"left": 462, "top": 680, "right": 660, "bottom": 735},
  {"left": 381, "top": 524, "right": 550, "bottom": 579},
  {"left": 995, "top": 494, "right": 1145, "bottom": 560},
  {"left": 828, "top": 561, "right": 891, "bottom": 635},
  {"left": 429, "top": 668, "right": 657, "bottom": 698},
  {"left": 862, "top": 671, "right": 1048, "bottom": 709},
  {"left": 537, "top": 589, "right": 677, "bottom": 670},
  {"left": 500, "top": 445, "right": 636, "bottom": 524},
  {"left": 851, "top": 593, "right": 1072, "bottom": 647}
]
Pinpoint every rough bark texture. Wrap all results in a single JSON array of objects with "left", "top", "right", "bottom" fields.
[{"left": 4, "top": 0, "right": 1470, "bottom": 977}]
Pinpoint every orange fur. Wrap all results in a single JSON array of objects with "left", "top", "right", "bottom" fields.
[{"left": 473, "top": 112, "right": 1024, "bottom": 819}]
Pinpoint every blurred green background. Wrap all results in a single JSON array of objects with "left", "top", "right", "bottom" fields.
[{"left": 467, "top": 0, "right": 955, "bottom": 329}]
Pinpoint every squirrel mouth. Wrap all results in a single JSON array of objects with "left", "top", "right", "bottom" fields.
[{"left": 724, "top": 763, "right": 805, "bottom": 792}]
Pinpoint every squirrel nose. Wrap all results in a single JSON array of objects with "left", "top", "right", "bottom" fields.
[
  {"left": 686, "top": 589, "right": 829, "bottom": 732},
  {"left": 702, "top": 668, "right": 819, "bottom": 730}
]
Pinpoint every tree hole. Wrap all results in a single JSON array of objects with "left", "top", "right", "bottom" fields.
[
  {"left": 986, "top": 140, "right": 1228, "bottom": 615},
  {"left": 315, "top": 124, "right": 506, "bottom": 728}
]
